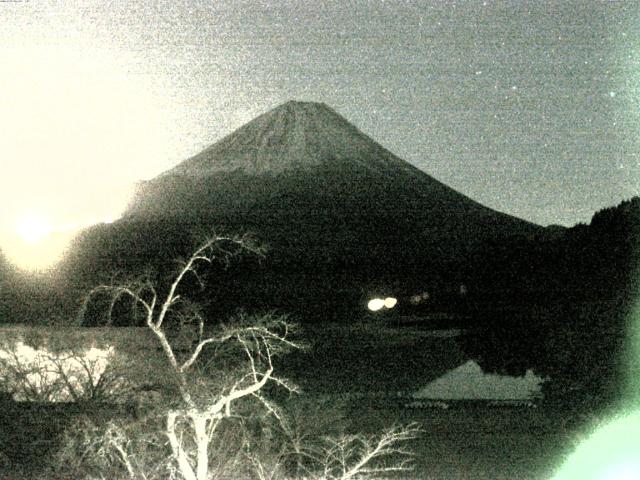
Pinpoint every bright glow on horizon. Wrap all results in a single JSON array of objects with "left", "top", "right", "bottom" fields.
[
  {"left": 1, "top": 209, "right": 128, "bottom": 272},
  {"left": 15, "top": 213, "right": 52, "bottom": 245},
  {"left": 0, "top": 41, "right": 172, "bottom": 271},
  {"left": 2, "top": 224, "right": 74, "bottom": 273}
]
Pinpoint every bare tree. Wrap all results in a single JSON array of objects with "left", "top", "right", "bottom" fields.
[
  {"left": 247, "top": 419, "right": 422, "bottom": 480},
  {"left": 73, "top": 234, "right": 422, "bottom": 480},
  {"left": 0, "top": 342, "right": 130, "bottom": 403},
  {"left": 310, "top": 424, "right": 422, "bottom": 480},
  {"left": 80, "top": 235, "right": 299, "bottom": 480}
]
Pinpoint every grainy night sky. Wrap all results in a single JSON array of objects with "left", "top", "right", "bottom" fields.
[{"left": 1, "top": 0, "right": 638, "bottom": 244}]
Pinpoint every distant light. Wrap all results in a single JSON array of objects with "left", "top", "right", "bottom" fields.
[
  {"left": 367, "top": 297, "right": 398, "bottom": 311},
  {"left": 367, "top": 298, "right": 385, "bottom": 312},
  {"left": 384, "top": 297, "right": 398, "bottom": 309},
  {"left": 410, "top": 291, "right": 430, "bottom": 305}
]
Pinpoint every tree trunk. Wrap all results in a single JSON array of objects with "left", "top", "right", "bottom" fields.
[
  {"left": 193, "top": 414, "right": 209, "bottom": 480},
  {"left": 167, "top": 411, "right": 197, "bottom": 480}
]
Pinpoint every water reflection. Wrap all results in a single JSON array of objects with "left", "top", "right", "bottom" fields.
[{"left": 414, "top": 359, "right": 544, "bottom": 401}]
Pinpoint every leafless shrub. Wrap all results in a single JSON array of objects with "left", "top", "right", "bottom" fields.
[
  {"left": 0, "top": 342, "right": 135, "bottom": 404},
  {"left": 309, "top": 424, "right": 422, "bottom": 480}
]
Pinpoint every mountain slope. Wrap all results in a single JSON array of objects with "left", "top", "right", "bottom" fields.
[
  {"left": 126, "top": 101, "right": 539, "bottom": 269},
  {"left": 63, "top": 101, "right": 544, "bottom": 319}
]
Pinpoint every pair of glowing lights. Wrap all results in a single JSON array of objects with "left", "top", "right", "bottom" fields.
[{"left": 367, "top": 297, "right": 398, "bottom": 312}]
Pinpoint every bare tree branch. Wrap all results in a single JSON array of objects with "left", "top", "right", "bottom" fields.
[
  {"left": 312, "top": 424, "right": 422, "bottom": 480},
  {"left": 178, "top": 331, "right": 236, "bottom": 373},
  {"left": 76, "top": 235, "right": 302, "bottom": 480},
  {"left": 155, "top": 236, "right": 244, "bottom": 330}
]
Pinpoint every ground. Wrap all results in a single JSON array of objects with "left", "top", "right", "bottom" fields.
[
  {"left": 0, "top": 321, "right": 595, "bottom": 479},
  {"left": 0, "top": 399, "right": 578, "bottom": 479}
]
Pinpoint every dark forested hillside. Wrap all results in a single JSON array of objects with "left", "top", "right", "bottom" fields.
[{"left": 461, "top": 197, "right": 640, "bottom": 413}]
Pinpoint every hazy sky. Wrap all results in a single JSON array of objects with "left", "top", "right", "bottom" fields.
[{"left": 1, "top": 0, "right": 639, "bottom": 249}]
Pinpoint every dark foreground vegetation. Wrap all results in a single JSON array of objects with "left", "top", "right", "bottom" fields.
[
  {"left": 2, "top": 238, "right": 425, "bottom": 480},
  {"left": 1, "top": 395, "right": 577, "bottom": 480},
  {"left": 0, "top": 318, "right": 576, "bottom": 479},
  {"left": 0, "top": 197, "right": 638, "bottom": 478}
]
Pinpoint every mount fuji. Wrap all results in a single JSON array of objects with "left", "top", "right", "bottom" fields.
[
  {"left": 126, "top": 101, "right": 539, "bottom": 270},
  {"left": 65, "top": 101, "right": 543, "bottom": 318}
]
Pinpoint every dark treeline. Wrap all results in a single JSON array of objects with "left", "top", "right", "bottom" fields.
[{"left": 459, "top": 197, "right": 640, "bottom": 413}]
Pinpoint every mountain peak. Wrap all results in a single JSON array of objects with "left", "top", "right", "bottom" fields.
[
  {"left": 278, "top": 99, "right": 329, "bottom": 110},
  {"left": 271, "top": 100, "right": 339, "bottom": 117},
  {"left": 160, "top": 100, "right": 397, "bottom": 177}
]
